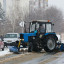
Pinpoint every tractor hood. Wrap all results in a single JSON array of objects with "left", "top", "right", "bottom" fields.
[{"left": 20, "top": 33, "right": 36, "bottom": 42}]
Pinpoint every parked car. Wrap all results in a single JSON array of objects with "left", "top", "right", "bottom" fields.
[
  {"left": 3, "top": 33, "right": 20, "bottom": 46},
  {"left": 0, "top": 38, "right": 4, "bottom": 51}
]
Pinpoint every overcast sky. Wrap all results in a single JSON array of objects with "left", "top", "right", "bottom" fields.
[{"left": 48, "top": 0, "right": 64, "bottom": 15}]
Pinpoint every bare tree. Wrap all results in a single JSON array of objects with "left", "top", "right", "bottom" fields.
[
  {"left": 29, "top": 0, "right": 44, "bottom": 20},
  {"left": 7, "top": 0, "right": 29, "bottom": 33},
  {"left": 7, "top": 0, "right": 23, "bottom": 33},
  {"left": 0, "top": 2, "right": 5, "bottom": 21},
  {"left": 0, "top": 2, "right": 5, "bottom": 35},
  {"left": 43, "top": 6, "right": 63, "bottom": 33}
]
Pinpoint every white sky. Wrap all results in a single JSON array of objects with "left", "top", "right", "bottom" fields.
[{"left": 48, "top": 0, "right": 64, "bottom": 15}]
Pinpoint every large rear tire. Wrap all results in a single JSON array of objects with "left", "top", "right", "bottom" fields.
[{"left": 44, "top": 36, "right": 56, "bottom": 52}]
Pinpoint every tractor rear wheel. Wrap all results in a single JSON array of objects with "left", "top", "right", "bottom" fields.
[{"left": 44, "top": 36, "right": 56, "bottom": 52}]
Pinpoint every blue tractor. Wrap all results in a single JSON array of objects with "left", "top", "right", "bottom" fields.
[
  {"left": 9, "top": 20, "right": 58, "bottom": 53},
  {"left": 19, "top": 20, "right": 58, "bottom": 52}
]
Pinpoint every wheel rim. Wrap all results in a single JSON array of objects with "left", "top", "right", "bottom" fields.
[{"left": 47, "top": 39, "right": 55, "bottom": 50}]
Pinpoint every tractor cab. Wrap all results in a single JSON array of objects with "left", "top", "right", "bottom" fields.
[{"left": 29, "top": 20, "right": 53, "bottom": 34}]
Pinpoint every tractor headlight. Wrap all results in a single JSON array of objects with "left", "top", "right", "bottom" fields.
[
  {"left": 39, "top": 35, "right": 42, "bottom": 38},
  {"left": 21, "top": 39, "right": 24, "bottom": 41}
]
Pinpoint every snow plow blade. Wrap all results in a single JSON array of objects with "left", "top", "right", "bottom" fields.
[{"left": 9, "top": 46, "right": 19, "bottom": 53}]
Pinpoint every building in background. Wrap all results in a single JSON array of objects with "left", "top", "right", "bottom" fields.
[
  {"left": 0, "top": 0, "right": 48, "bottom": 20},
  {"left": 0, "top": 0, "right": 29, "bottom": 20}
]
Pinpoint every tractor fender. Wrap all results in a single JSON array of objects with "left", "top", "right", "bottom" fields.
[{"left": 43, "top": 33, "right": 58, "bottom": 41}]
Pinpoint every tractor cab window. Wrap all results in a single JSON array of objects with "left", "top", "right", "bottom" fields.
[
  {"left": 30, "top": 22, "right": 39, "bottom": 33},
  {"left": 39, "top": 24, "right": 45, "bottom": 33},
  {"left": 46, "top": 24, "right": 52, "bottom": 33},
  {"left": 36, "top": 23, "right": 39, "bottom": 30},
  {"left": 30, "top": 23, "right": 36, "bottom": 32},
  {"left": 30, "top": 22, "right": 46, "bottom": 33}
]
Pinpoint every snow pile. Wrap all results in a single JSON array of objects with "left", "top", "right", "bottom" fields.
[
  {"left": 61, "top": 40, "right": 64, "bottom": 43},
  {"left": 0, "top": 48, "right": 11, "bottom": 56},
  {"left": 56, "top": 34, "right": 64, "bottom": 43},
  {"left": 57, "top": 35, "right": 61, "bottom": 40}
]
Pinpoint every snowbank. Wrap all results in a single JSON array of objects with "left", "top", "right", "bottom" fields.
[{"left": 0, "top": 48, "right": 11, "bottom": 57}]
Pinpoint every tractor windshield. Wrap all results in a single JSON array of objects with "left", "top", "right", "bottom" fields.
[
  {"left": 30, "top": 22, "right": 46, "bottom": 33},
  {"left": 30, "top": 23, "right": 36, "bottom": 32},
  {"left": 39, "top": 24, "right": 45, "bottom": 33},
  {"left": 46, "top": 24, "right": 52, "bottom": 33}
]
